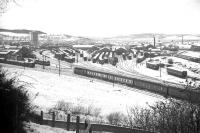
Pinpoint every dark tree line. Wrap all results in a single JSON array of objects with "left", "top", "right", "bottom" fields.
[{"left": 0, "top": 67, "right": 33, "bottom": 133}]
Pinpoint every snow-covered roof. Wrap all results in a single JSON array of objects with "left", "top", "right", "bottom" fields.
[
  {"left": 0, "top": 51, "right": 10, "bottom": 54},
  {"left": 192, "top": 43, "right": 200, "bottom": 46},
  {"left": 181, "top": 51, "right": 200, "bottom": 58},
  {"left": 73, "top": 45, "right": 94, "bottom": 48}
]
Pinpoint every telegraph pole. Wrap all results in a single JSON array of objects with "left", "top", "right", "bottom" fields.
[
  {"left": 153, "top": 35, "right": 156, "bottom": 47},
  {"left": 182, "top": 35, "right": 184, "bottom": 45},
  {"left": 160, "top": 61, "right": 161, "bottom": 77},
  {"left": 76, "top": 52, "right": 78, "bottom": 63},
  {"left": 24, "top": 60, "right": 25, "bottom": 70},
  {"left": 59, "top": 55, "right": 61, "bottom": 76},
  {"left": 42, "top": 55, "right": 45, "bottom": 69}
]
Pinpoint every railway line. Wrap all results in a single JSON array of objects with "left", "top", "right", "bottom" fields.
[
  {"left": 40, "top": 50, "right": 186, "bottom": 90},
  {"left": 117, "top": 55, "right": 184, "bottom": 89}
]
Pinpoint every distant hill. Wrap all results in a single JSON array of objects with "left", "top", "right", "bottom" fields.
[
  {"left": 104, "top": 33, "right": 200, "bottom": 41},
  {"left": 0, "top": 28, "right": 46, "bottom": 34}
]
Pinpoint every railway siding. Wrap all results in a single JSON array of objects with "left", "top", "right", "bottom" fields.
[{"left": 74, "top": 66, "right": 200, "bottom": 104}]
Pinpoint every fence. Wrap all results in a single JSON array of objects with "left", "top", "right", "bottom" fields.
[{"left": 33, "top": 111, "right": 154, "bottom": 133}]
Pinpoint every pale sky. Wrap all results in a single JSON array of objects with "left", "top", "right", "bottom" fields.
[{"left": 0, "top": 0, "right": 200, "bottom": 37}]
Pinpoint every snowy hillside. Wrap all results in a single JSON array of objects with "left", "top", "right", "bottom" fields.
[{"left": 5, "top": 67, "right": 162, "bottom": 115}]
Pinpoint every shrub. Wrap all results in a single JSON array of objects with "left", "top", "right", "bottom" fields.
[
  {"left": 0, "top": 67, "right": 33, "bottom": 133},
  {"left": 107, "top": 112, "right": 126, "bottom": 126},
  {"left": 127, "top": 99, "right": 200, "bottom": 132}
]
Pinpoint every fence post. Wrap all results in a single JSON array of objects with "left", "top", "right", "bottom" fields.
[
  {"left": 40, "top": 111, "right": 43, "bottom": 125},
  {"left": 52, "top": 112, "right": 55, "bottom": 127},
  {"left": 76, "top": 116, "right": 80, "bottom": 133},
  {"left": 85, "top": 120, "right": 92, "bottom": 133},
  {"left": 89, "top": 126, "right": 92, "bottom": 133},
  {"left": 67, "top": 114, "right": 70, "bottom": 131}
]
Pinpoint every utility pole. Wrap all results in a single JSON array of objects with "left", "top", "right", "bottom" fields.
[
  {"left": 153, "top": 35, "right": 156, "bottom": 47},
  {"left": 42, "top": 55, "right": 45, "bottom": 69},
  {"left": 59, "top": 55, "right": 61, "bottom": 76},
  {"left": 24, "top": 60, "right": 25, "bottom": 70},
  {"left": 76, "top": 52, "right": 78, "bottom": 63},
  {"left": 160, "top": 61, "right": 161, "bottom": 77},
  {"left": 182, "top": 35, "right": 184, "bottom": 45}
]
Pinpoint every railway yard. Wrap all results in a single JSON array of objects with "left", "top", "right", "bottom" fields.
[{"left": 1, "top": 42, "right": 200, "bottom": 104}]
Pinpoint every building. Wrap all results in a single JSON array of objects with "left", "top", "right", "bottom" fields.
[
  {"left": 0, "top": 51, "right": 12, "bottom": 59},
  {"left": 191, "top": 43, "right": 200, "bottom": 51},
  {"left": 30, "top": 31, "right": 39, "bottom": 47}
]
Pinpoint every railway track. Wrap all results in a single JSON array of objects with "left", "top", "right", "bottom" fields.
[
  {"left": 42, "top": 50, "right": 184, "bottom": 90},
  {"left": 117, "top": 56, "right": 184, "bottom": 89}
]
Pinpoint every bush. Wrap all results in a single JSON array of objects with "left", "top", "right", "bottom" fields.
[
  {"left": 0, "top": 67, "right": 33, "bottom": 133},
  {"left": 107, "top": 112, "right": 126, "bottom": 126},
  {"left": 51, "top": 101, "right": 102, "bottom": 117},
  {"left": 127, "top": 99, "right": 200, "bottom": 132}
]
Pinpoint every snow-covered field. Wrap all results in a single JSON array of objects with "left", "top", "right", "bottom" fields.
[{"left": 4, "top": 66, "right": 162, "bottom": 115}]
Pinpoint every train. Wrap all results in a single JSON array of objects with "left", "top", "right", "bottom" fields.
[
  {"left": 0, "top": 58, "right": 35, "bottom": 68},
  {"left": 64, "top": 56, "right": 75, "bottom": 63},
  {"left": 167, "top": 67, "right": 187, "bottom": 78},
  {"left": 35, "top": 59, "right": 50, "bottom": 66},
  {"left": 136, "top": 56, "right": 145, "bottom": 63},
  {"left": 146, "top": 61, "right": 159, "bottom": 70},
  {"left": 92, "top": 52, "right": 101, "bottom": 63},
  {"left": 73, "top": 66, "right": 200, "bottom": 103}
]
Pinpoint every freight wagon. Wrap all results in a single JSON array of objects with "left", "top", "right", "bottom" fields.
[
  {"left": 146, "top": 61, "right": 159, "bottom": 70},
  {"left": 136, "top": 56, "right": 145, "bottom": 63},
  {"left": 35, "top": 59, "right": 50, "bottom": 66},
  {"left": 0, "top": 58, "right": 35, "bottom": 68},
  {"left": 92, "top": 52, "right": 101, "bottom": 63},
  {"left": 167, "top": 67, "right": 187, "bottom": 78},
  {"left": 64, "top": 57, "right": 75, "bottom": 63},
  {"left": 98, "top": 52, "right": 105, "bottom": 65}
]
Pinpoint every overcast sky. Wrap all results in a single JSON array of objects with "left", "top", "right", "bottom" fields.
[{"left": 0, "top": 0, "right": 200, "bottom": 37}]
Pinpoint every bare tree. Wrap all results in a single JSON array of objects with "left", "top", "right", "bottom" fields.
[
  {"left": 0, "top": 0, "right": 18, "bottom": 15},
  {"left": 127, "top": 99, "right": 200, "bottom": 133}
]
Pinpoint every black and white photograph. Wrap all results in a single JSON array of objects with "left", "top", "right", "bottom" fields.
[{"left": 1, "top": 0, "right": 200, "bottom": 133}]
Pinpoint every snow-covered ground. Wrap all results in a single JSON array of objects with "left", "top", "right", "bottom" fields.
[
  {"left": 4, "top": 66, "right": 162, "bottom": 115},
  {"left": 25, "top": 122, "right": 74, "bottom": 133}
]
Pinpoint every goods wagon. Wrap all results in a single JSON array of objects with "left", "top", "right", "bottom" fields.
[
  {"left": 35, "top": 59, "right": 50, "bottom": 66},
  {"left": 83, "top": 57, "right": 87, "bottom": 61},
  {"left": 64, "top": 57, "right": 75, "bottom": 63},
  {"left": 136, "top": 56, "right": 145, "bottom": 63},
  {"left": 0, "top": 58, "right": 35, "bottom": 68},
  {"left": 127, "top": 55, "right": 132, "bottom": 60},
  {"left": 92, "top": 52, "right": 100, "bottom": 63},
  {"left": 146, "top": 61, "right": 159, "bottom": 70},
  {"left": 55, "top": 53, "right": 65, "bottom": 60},
  {"left": 167, "top": 67, "right": 187, "bottom": 78},
  {"left": 98, "top": 52, "right": 105, "bottom": 65},
  {"left": 122, "top": 54, "right": 126, "bottom": 60}
]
